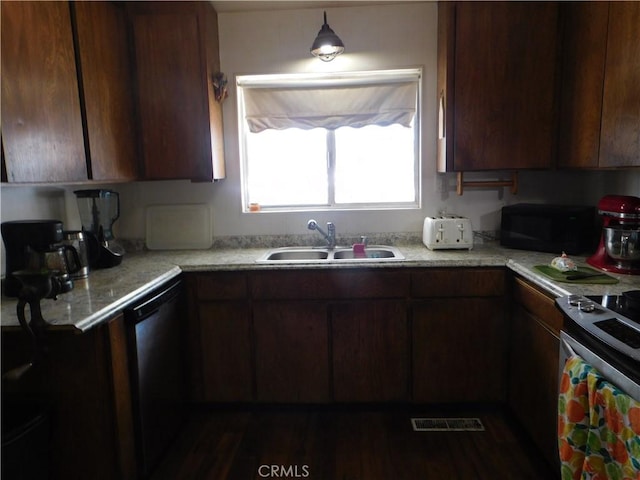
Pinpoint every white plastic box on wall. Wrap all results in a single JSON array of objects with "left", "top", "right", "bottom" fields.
[{"left": 145, "top": 204, "right": 212, "bottom": 250}]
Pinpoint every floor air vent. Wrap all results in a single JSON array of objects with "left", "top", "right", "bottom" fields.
[{"left": 411, "top": 417, "right": 485, "bottom": 432}]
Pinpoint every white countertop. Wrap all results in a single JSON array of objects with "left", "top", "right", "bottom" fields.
[{"left": 2, "top": 243, "right": 639, "bottom": 332}]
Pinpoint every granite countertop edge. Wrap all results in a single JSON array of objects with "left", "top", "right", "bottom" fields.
[{"left": 2, "top": 243, "right": 638, "bottom": 333}]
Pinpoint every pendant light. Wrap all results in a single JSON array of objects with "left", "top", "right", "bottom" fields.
[{"left": 310, "top": 11, "right": 345, "bottom": 62}]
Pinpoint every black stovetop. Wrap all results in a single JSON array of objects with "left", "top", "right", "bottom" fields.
[{"left": 587, "top": 294, "right": 640, "bottom": 324}]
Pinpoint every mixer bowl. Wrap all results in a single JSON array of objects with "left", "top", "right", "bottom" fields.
[{"left": 604, "top": 227, "right": 640, "bottom": 268}]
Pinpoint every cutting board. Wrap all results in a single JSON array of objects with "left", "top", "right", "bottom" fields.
[
  {"left": 533, "top": 265, "right": 618, "bottom": 284},
  {"left": 146, "top": 204, "right": 212, "bottom": 250}
]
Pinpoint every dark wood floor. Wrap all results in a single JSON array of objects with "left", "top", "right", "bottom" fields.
[{"left": 151, "top": 405, "right": 557, "bottom": 480}]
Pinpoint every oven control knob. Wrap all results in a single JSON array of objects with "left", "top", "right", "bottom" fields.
[{"left": 578, "top": 300, "right": 596, "bottom": 313}]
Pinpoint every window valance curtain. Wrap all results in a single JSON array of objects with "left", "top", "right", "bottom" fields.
[{"left": 238, "top": 69, "right": 420, "bottom": 133}]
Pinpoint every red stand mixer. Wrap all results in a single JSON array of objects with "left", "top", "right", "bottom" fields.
[{"left": 587, "top": 195, "right": 640, "bottom": 275}]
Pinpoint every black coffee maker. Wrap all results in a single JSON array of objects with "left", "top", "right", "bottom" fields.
[{"left": 1, "top": 220, "right": 78, "bottom": 297}]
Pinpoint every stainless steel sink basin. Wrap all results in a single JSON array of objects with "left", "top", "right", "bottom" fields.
[
  {"left": 332, "top": 248, "right": 397, "bottom": 260},
  {"left": 262, "top": 249, "right": 329, "bottom": 261},
  {"left": 256, "top": 246, "right": 404, "bottom": 263}
]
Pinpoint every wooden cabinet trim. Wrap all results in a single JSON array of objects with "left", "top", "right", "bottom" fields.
[{"left": 105, "top": 315, "right": 137, "bottom": 479}]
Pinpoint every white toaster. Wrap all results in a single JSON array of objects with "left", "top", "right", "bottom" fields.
[{"left": 423, "top": 215, "right": 473, "bottom": 250}]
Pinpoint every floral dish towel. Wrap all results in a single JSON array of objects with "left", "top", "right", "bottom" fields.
[{"left": 558, "top": 354, "right": 640, "bottom": 480}]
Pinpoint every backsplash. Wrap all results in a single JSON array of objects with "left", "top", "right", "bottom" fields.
[{"left": 118, "top": 230, "right": 501, "bottom": 253}]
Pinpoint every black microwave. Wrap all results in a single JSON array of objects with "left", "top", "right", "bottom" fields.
[{"left": 500, "top": 204, "right": 597, "bottom": 254}]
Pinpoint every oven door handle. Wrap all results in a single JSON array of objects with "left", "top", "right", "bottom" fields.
[{"left": 560, "top": 333, "right": 577, "bottom": 358}]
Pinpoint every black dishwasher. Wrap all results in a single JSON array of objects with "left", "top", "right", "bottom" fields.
[{"left": 124, "top": 277, "right": 186, "bottom": 478}]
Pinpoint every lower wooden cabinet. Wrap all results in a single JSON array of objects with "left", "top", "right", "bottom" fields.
[
  {"left": 332, "top": 300, "right": 409, "bottom": 402},
  {"left": 198, "top": 301, "right": 253, "bottom": 402},
  {"left": 1, "top": 315, "right": 137, "bottom": 479},
  {"left": 412, "top": 297, "right": 507, "bottom": 403},
  {"left": 187, "top": 272, "right": 252, "bottom": 402},
  {"left": 508, "top": 275, "right": 562, "bottom": 470},
  {"left": 254, "top": 301, "right": 330, "bottom": 402},
  {"left": 187, "top": 268, "right": 508, "bottom": 405}
]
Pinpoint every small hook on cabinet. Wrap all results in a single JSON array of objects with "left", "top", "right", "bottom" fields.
[{"left": 212, "top": 72, "right": 228, "bottom": 103}]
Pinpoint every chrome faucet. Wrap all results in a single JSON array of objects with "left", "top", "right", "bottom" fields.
[{"left": 307, "top": 219, "right": 336, "bottom": 248}]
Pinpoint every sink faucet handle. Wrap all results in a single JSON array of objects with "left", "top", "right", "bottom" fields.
[{"left": 359, "top": 235, "right": 368, "bottom": 246}]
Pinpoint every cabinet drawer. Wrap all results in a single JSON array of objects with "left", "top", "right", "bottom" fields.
[
  {"left": 194, "top": 272, "right": 248, "bottom": 300},
  {"left": 411, "top": 268, "right": 505, "bottom": 297},
  {"left": 250, "top": 269, "right": 410, "bottom": 300},
  {"left": 512, "top": 276, "right": 563, "bottom": 335}
]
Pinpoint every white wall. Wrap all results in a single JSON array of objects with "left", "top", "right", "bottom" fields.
[
  {"left": 206, "top": 2, "right": 639, "bottom": 236},
  {"left": 1, "top": 2, "right": 639, "bottom": 247}
]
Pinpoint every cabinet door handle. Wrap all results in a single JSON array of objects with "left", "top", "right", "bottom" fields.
[{"left": 438, "top": 91, "right": 446, "bottom": 140}]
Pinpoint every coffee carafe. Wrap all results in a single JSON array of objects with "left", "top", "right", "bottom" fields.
[
  {"left": 25, "top": 244, "right": 81, "bottom": 294},
  {"left": 74, "top": 189, "right": 124, "bottom": 268},
  {"left": 61, "top": 230, "right": 91, "bottom": 279}
]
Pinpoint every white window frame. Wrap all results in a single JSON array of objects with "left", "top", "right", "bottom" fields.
[{"left": 237, "top": 68, "right": 422, "bottom": 213}]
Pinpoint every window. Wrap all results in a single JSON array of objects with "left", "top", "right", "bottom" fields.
[{"left": 237, "top": 69, "right": 421, "bottom": 212}]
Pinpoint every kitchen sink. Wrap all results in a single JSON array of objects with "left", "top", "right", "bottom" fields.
[
  {"left": 332, "top": 248, "right": 398, "bottom": 259},
  {"left": 261, "top": 249, "right": 329, "bottom": 261},
  {"left": 256, "top": 246, "right": 404, "bottom": 263}
]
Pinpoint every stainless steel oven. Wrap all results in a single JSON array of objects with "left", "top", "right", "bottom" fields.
[
  {"left": 559, "top": 331, "right": 640, "bottom": 402},
  {"left": 556, "top": 293, "right": 640, "bottom": 478},
  {"left": 557, "top": 292, "right": 640, "bottom": 400}
]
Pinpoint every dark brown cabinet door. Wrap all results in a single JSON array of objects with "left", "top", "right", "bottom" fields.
[
  {"left": 508, "top": 276, "right": 563, "bottom": 470},
  {"left": 254, "top": 301, "right": 330, "bottom": 403},
  {"left": 412, "top": 298, "right": 507, "bottom": 403},
  {"left": 198, "top": 302, "right": 253, "bottom": 402},
  {"left": 332, "top": 300, "right": 409, "bottom": 402},
  {"left": 557, "top": 2, "right": 608, "bottom": 169},
  {"left": 73, "top": 2, "right": 139, "bottom": 181},
  {"left": 558, "top": 2, "right": 640, "bottom": 169},
  {"left": 599, "top": 2, "right": 640, "bottom": 168},
  {"left": 128, "top": 1, "right": 225, "bottom": 181},
  {"left": 438, "top": 2, "right": 559, "bottom": 171},
  {"left": 1, "top": 1, "right": 87, "bottom": 183},
  {"left": 508, "top": 304, "right": 560, "bottom": 470}
]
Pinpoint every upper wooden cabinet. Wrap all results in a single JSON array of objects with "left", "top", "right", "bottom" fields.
[
  {"left": 558, "top": 2, "right": 640, "bottom": 169},
  {"left": 73, "top": 2, "right": 139, "bottom": 181},
  {"left": 127, "top": 1, "right": 225, "bottom": 181},
  {"left": 1, "top": 1, "right": 86, "bottom": 183},
  {"left": 1, "top": 1, "right": 139, "bottom": 183},
  {"left": 437, "top": 2, "right": 559, "bottom": 172}
]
